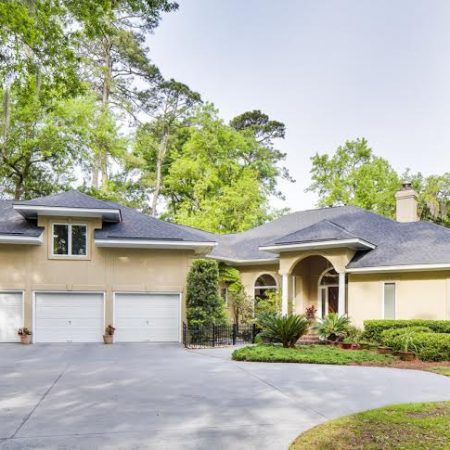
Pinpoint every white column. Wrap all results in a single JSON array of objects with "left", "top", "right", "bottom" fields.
[
  {"left": 281, "top": 273, "right": 289, "bottom": 316},
  {"left": 338, "top": 272, "right": 346, "bottom": 316}
]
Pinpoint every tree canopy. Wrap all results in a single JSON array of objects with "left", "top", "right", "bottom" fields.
[{"left": 307, "top": 138, "right": 450, "bottom": 226}]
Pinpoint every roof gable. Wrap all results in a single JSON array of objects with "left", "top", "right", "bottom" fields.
[{"left": 267, "top": 219, "right": 363, "bottom": 245}]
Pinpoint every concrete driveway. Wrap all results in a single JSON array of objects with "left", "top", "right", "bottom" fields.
[{"left": 1, "top": 344, "right": 450, "bottom": 450}]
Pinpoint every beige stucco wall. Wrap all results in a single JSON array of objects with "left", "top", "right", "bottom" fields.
[
  {"left": 348, "top": 271, "right": 450, "bottom": 327},
  {"left": 0, "top": 216, "right": 198, "bottom": 331}
]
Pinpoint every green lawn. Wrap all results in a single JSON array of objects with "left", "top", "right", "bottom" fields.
[
  {"left": 430, "top": 367, "right": 450, "bottom": 377},
  {"left": 290, "top": 402, "right": 450, "bottom": 450},
  {"left": 232, "top": 344, "right": 394, "bottom": 365}
]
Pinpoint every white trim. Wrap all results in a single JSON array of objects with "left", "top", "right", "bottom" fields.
[
  {"left": 52, "top": 223, "right": 88, "bottom": 257},
  {"left": 13, "top": 204, "right": 121, "bottom": 221},
  {"left": 33, "top": 290, "right": 106, "bottom": 343},
  {"left": 259, "top": 238, "right": 375, "bottom": 253},
  {"left": 347, "top": 263, "right": 450, "bottom": 274},
  {"left": 338, "top": 272, "right": 346, "bottom": 316},
  {"left": 382, "top": 281, "right": 397, "bottom": 320},
  {"left": 112, "top": 291, "right": 182, "bottom": 343},
  {"left": 281, "top": 274, "right": 289, "bottom": 316},
  {"left": 208, "top": 255, "right": 278, "bottom": 266},
  {"left": 0, "top": 234, "right": 43, "bottom": 245},
  {"left": 95, "top": 239, "right": 216, "bottom": 250}
]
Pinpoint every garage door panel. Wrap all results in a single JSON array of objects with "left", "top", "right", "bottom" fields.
[
  {"left": 0, "top": 292, "right": 23, "bottom": 342},
  {"left": 114, "top": 293, "right": 180, "bottom": 343},
  {"left": 35, "top": 293, "right": 104, "bottom": 343}
]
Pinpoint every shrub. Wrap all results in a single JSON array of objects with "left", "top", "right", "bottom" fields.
[
  {"left": 258, "top": 313, "right": 309, "bottom": 348},
  {"left": 407, "top": 333, "right": 450, "bottom": 361},
  {"left": 363, "top": 320, "right": 450, "bottom": 342},
  {"left": 346, "top": 325, "right": 363, "bottom": 343},
  {"left": 314, "top": 313, "right": 351, "bottom": 342},
  {"left": 186, "top": 259, "right": 227, "bottom": 327},
  {"left": 381, "top": 326, "right": 433, "bottom": 348},
  {"left": 254, "top": 290, "right": 281, "bottom": 316}
]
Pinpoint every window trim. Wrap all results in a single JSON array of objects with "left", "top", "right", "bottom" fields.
[
  {"left": 52, "top": 223, "right": 88, "bottom": 258},
  {"left": 382, "top": 281, "right": 397, "bottom": 320}
]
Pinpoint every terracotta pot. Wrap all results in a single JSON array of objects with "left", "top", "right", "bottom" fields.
[
  {"left": 399, "top": 351, "right": 416, "bottom": 361},
  {"left": 377, "top": 346, "right": 391, "bottom": 354},
  {"left": 340, "top": 342, "right": 353, "bottom": 350},
  {"left": 103, "top": 335, "right": 114, "bottom": 344},
  {"left": 20, "top": 334, "right": 32, "bottom": 345}
]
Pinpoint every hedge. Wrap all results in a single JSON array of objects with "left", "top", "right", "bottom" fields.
[
  {"left": 380, "top": 326, "right": 433, "bottom": 348},
  {"left": 363, "top": 320, "right": 450, "bottom": 342},
  {"left": 406, "top": 333, "right": 450, "bottom": 362}
]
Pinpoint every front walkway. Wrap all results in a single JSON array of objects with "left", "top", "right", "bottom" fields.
[{"left": 1, "top": 344, "right": 450, "bottom": 450}]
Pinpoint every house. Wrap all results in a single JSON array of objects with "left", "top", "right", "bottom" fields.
[{"left": 0, "top": 184, "right": 449, "bottom": 343}]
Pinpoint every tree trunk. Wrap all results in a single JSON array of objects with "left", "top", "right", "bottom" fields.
[
  {"left": 151, "top": 133, "right": 169, "bottom": 216},
  {"left": 93, "top": 38, "right": 112, "bottom": 189}
]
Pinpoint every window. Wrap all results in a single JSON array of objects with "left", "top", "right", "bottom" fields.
[
  {"left": 254, "top": 274, "right": 277, "bottom": 301},
  {"left": 383, "top": 282, "right": 396, "bottom": 319},
  {"left": 220, "top": 287, "right": 228, "bottom": 306},
  {"left": 53, "top": 224, "right": 87, "bottom": 256}
]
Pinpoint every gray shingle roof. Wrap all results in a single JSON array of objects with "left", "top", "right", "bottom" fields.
[
  {"left": 267, "top": 219, "right": 366, "bottom": 246},
  {"left": 210, "top": 206, "right": 450, "bottom": 268},
  {"left": 95, "top": 202, "right": 215, "bottom": 242},
  {"left": 0, "top": 192, "right": 214, "bottom": 243},
  {"left": 1, "top": 191, "right": 450, "bottom": 268},
  {"left": 0, "top": 200, "right": 43, "bottom": 237},
  {"left": 14, "top": 190, "right": 119, "bottom": 210}
]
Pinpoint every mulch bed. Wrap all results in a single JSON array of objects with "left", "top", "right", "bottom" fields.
[{"left": 352, "top": 359, "right": 450, "bottom": 371}]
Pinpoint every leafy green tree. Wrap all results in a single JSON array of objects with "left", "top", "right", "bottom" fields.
[
  {"left": 0, "top": 0, "right": 80, "bottom": 93},
  {"left": 163, "top": 105, "right": 288, "bottom": 232},
  {"left": 307, "top": 138, "right": 400, "bottom": 218},
  {"left": 230, "top": 109, "right": 293, "bottom": 196},
  {"left": 0, "top": 73, "right": 93, "bottom": 199},
  {"left": 186, "top": 259, "right": 227, "bottom": 327},
  {"left": 67, "top": 0, "right": 178, "bottom": 189},
  {"left": 131, "top": 80, "right": 201, "bottom": 215},
  {"left": 218, "top": 264, "right": 253, "bottom": 325},
  {"left": 404, "top": 170, "right": 450, "bottom": 227}
]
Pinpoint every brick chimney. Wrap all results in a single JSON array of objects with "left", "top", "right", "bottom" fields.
[{"left": 395, "top": 182, "right": 419, "bottom": 222}]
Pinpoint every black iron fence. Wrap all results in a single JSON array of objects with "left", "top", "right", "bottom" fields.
[{"left": 183, "top": 322, "right": 260, "bottom": 348}]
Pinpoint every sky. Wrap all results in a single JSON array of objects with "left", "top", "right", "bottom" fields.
[{"left": 148, "top": 0, "right": 450, "bottom": 211}]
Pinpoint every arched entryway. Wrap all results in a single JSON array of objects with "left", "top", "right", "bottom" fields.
[{"left": 288, "top": 254, "right": 347, "bottom": 317}]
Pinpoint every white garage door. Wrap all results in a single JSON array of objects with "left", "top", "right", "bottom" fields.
[
  {"left": 35, "top": 293, "right": 104, "bottom": 343},
  {"left": 114, "top": 293, "right": 180, "bottom": 342},
  {"left": 0, "top": 292, "right": 23, "bottom": 342}
]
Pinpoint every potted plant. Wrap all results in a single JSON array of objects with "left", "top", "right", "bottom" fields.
[
  {"left": 377, "top": 345, "right": 392, "bottom": 354},
  {"left": 103, "top": 324, "right": 115, "bottom": 344},
  {"left": 397, "top": 330, "right": 417, "bottom": 361},
  {"left": 305, "top": 305, "right": 317, "bottom": 322},
  {"left": 18, "top": 328, "right": 32, "bottom": 344},
  {"left": 340, "top": 337, "right": 353, "bottom": 350},
  {"left": 313, "top": 313, "right": 351, "bottom": 344}
]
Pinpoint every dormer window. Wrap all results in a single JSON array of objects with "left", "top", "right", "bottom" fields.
[{"left": 53, "top": 224, "right": 87, "bottom": 256}]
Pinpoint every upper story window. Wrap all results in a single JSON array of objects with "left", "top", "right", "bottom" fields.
[{"left": 53, "top": 224, "right": 87, "bottom": 256}]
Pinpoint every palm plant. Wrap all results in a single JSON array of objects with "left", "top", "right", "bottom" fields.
[
  {"left": 313, "top": 313, "right": 351, "bottom": 342},
  {"left": 398, "top": 329, "right": 417, "bottom": 353},
  {"left": 258, "top": 313, "right": 309, "bottom": 348}
]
